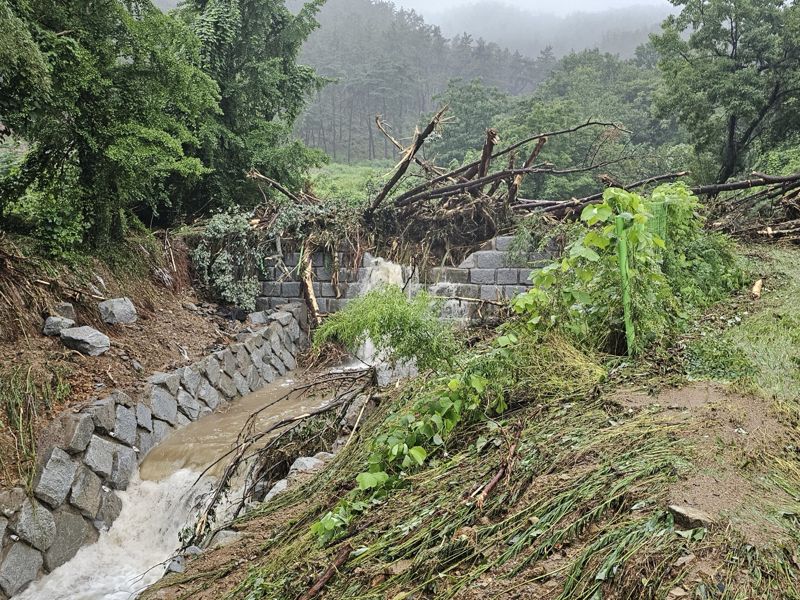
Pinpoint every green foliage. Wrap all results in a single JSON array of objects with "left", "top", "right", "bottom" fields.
[
  {"left": 653, "top": 0, "right": 800, "bottom": 182},
  {"left": 314, "top": 285, "right": 460, "bottom": 372},
  {"left": 1, "top": 0, "right": 219, "bottom": 246},
  {"left": 685, "top": 336, "right": 755, "bottom": 383},
  {"left": 308, "top": 161, "right": 395, "bottom": 203},
  {"left": 4, "top": 184, "right": 87, "bottom": 259},
  {"left": 191, "top": 210, "right": 268, "bottom": 310},
  {"left": 1, "top": 0, "right": 325, "bottom": 254},
  {"left": 428, "top": 79, "right": 510, "bottom": 165},
  {"left": 176, "top": 0, "right": 326, "bottom": 212},
  {"left": 512, "top": 184, "right": 743, "bottom": 355}
]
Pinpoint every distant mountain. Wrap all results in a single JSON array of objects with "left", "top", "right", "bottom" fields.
[{"left": 427, "top": 2, "right": 671, "bottom": 58}]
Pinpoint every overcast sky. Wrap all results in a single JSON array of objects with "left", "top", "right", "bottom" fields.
[{"left": 394, "top": 0, "right": 672, "bottom": 17}]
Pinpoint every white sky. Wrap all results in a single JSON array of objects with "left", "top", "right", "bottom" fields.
[{"left": 393, "top": 0, "right": 672, "bottom": 17}]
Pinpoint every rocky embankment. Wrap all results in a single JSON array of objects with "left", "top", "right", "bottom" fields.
[{"left": 0, "top": 303, "right": 308, "bottom": 598}]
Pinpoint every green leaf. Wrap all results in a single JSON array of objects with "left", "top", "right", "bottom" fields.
[{"left": 408, "top": 446, "right": 427, "bottom": 465}]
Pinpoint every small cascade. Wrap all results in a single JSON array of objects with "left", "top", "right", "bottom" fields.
[{"left": 17, "top": 470, "right": 212, "bottom": 600}]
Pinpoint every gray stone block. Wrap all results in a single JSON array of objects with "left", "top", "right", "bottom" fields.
[
  {"left": 258, "top": 361, "right": 276, "bottom": 383},
  {"left": 0, "top": 488, "right": 25, "bottom": 519},
  {"left": 108, "top": 445, "right": 137, "bottom": 489},
  {"left": 218, "top": 349, "right": 237, "bottom": 377},
  {"left": 431, "top": 267, "right": 470, "bottom": 284},
  {"left": 315, "top": 297, "right": 329, "bottom": 313},
  {"left": 518, "top": 269, "right": 534, "bottom": 284},
  {"left": 269, "top": 352, "right": 286, "bottom": 376},
  {"left": 83, "top": 435, "right": 117, "bottom": 479},
  {"left": 269, "top": 312, "right": 293, "bottom": 328},
  {"left": 148, "top": 385, "right": 178, "bottom": 425},
  {"left": 60, "top": 326, "right": 110, "bottom": 356},
  {"left": 177, "top": 389, "right": 202, "bottom": 421},
  {"left": 33, "top": 447, "right": 78, "bottom": 508},
  {"left": 43, "top": 316, "right": 75, "bottom": 336},
  {"left": 244, "top": 334, "right": 262, "bottom": 353},
  {"left": 45, "top": 507, "right": 97, "bottom": 571},
  {"left": 136, "top": 428, "right": 154, "bottom": 458},
  {"left": 494, "top": 236, "right": 517, "bottom": 251},
  {"left": 135, "top": 402, "right": 152, "bottom": 432},
  {"left": 312, "top": 252, "right": 325, "bottom": 267},
  {"left": 473, "top": 251, "right": 507, "bottom": 269},
  {"left": 281, "top": 282, "right": 301, "bottom": 297},
  {"left": 98, "top": 297, "right": 138, "bottom": 324},
  {"left": 496, "top": 268, "right": 519, "bottom": 285},
  {"left": 314, "top": 266, "right": 332, "bottom": 281},
  {"left": 198, "top": 379, "right": 221, "bottom": 410},
  {"left": 70, "top": 465, "right": 102, "bottom": 518},
  {"left": 261, "top": 281, "right": 280, "bottom": 296},
  {"left": 255, "top": 297, "right": 271, "bottom": 312},
  {"left": 270, "top": 297, "right": 290, "bottom": 309},
  {"left": 232, "top": 372, "right": 250, "bottom": 396},
  {"left": 480, "top": 285, "right": 504, "bottom": 301},
  {"left": 13, "top": 499, "right": 56, "bottom": 551},
  {"left": 180, "top": 366, "right": 204, "bottom": 397},
  {"left": 94, "top": 490, "right": 121, "bottom": 531},
  {"left": 470, "top": 269, "right": 495, "bottom": 284},
  {"left": 284, "top": 252, "right": 300, "bottom": 268},
  {"left": 202, "top": 356, "right": 221, "bottom": 386},
  {"left": 456, "top": 284, "right": 481, "bottom": 298},
  {"left": 246, "top": 365, "right": 261, "bottom": 391},
  {"left": 0, "top": 542, "right": 43, "bottom": 596},
  {"left": 113, "top": 405, "right": 137, "bottom": 447},
  {"left": 85, "top": 397, "right": 116, "bottom": 433},
  {"left": 217, "top": 373, "right": 238, "bottom": 399},
  {"left": 62, "top": 413, "right": 94, "bottom": 453},
  {"left": 54, "top": 302, "right": 77, "bottom": 321},
  {"left": 234, "top": 346, "right": 252, "bottom": 371},
  {"left": 151, "top": 419, "right": 173, "bottom": 444},
  {"left": 504, "top": 285, "right": 527, "bottom": 299},
  {"left": 148, "top": 372, "right": 180, "bottom": 395}
]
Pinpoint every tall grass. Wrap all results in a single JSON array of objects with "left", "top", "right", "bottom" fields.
[{"left": 0, "top": 365, "right": 71, "bottom": 487}]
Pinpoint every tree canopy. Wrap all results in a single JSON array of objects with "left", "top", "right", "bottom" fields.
[{"left": 653, "top": 0, "right": 800, "bottom": 182}]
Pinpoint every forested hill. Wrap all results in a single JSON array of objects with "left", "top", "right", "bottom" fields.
[
  {"left": 289, "top": 0, "right": 667, "bottom": 162},
  {"left": 429, "top": 2, "right": 670, "bottom": 59}
]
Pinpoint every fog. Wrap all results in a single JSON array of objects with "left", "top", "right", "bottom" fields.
[{"left": 394, "top": 0, "right": 672, "bottom": 17}]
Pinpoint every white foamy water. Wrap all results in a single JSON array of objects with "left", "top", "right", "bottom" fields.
[{"left": 18, "top": 470, "right": 210, "bottom": 600}]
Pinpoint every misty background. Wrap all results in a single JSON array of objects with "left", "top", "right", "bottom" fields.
[{"left": 154, "top": 0, "right": 675, "bottom": 162}]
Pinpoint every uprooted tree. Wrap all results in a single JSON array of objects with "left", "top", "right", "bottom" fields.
[{"left": 247, "top": 106, "right": 800, "bottom": 323}]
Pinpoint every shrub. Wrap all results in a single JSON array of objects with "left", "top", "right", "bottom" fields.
[
  {"left": 313, "top": 285, "right": 460, "bottom": 372},
  {"left": 512, "top": 184, "right": 743, "bottom": 355},
  {"left": 191, "top": 210, "right": 268, "bottom": 310}
]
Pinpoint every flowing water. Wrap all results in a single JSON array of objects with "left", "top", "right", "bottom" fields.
[
  {"left": 19, "top": 375, "right": 333, "bottom": 600},
  {"left": 20, "top": 256, "right": 412, "bottom": 599}
]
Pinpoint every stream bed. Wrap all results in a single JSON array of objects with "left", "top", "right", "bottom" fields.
[{"left": 17, "top": 375, "right": 331, "bottom": 600}]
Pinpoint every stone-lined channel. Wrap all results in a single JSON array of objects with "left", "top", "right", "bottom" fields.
[{"left": 17, "top": 373, "right": 333, "bottom": 599}]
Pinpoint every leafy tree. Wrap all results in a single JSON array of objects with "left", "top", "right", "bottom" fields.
[
  {"left": 428, "top": 79, "right": 510, "bottom": 166},
  {"left": 653, "top": 0, "right": 800, "bottom": 182},
  {"left": 1, "top": 0, "right": 219, "bottom": 246},
  {"left": 0, "top": 0, "right": 50, "bottom": 131},
  {"left": 176, "top": 0, "right": 327, "bottom": 213}
]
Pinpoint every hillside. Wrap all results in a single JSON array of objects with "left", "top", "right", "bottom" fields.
[{"left": 428, "top": 2, "right": 671, "bottom": 59}]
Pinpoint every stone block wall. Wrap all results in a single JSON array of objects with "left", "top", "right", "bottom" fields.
[
  {"left": 255, "top": 236, "right": 554, "bottom": 323},
  {"left": 0, "top": 303, "right": 308, "bottom": 598}
]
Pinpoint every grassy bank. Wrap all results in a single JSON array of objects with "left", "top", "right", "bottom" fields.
[{"left": 145, "top": 241, "right": 800, "bottom": 600}]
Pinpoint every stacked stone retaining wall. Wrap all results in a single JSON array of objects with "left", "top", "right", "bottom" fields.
[
  {"left": 0, "top": 303, "right": 308, "bottom": 598},
  {"left": 255, "top": 236, "right": 553, "bottom": 322}
]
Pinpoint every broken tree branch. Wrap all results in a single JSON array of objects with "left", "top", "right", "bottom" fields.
[
  {"left": 365, "top": 106, "right": 449, "bottom": 219},
  {"left": 299, "top": 544, "right": 353, "bottom": 600}
]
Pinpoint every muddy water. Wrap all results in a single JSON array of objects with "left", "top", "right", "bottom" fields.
[
  {"left": 18, "top": 375, "right": 334, "bottom": 600},
  {"left": 139, "top": 375, "right": 329, "bottom": 480}
]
